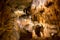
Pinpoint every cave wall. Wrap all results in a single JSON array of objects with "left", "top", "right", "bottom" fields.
[
  {"left": 0, "top": 0, "right": 32, "bottom": 40},
  {"left": 0, "top": 0, "right": 60, "bottom": 40}
]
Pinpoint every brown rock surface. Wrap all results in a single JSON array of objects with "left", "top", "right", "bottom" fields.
[{"left": 0, "top": 0, "right": 60, "bottom": 40}]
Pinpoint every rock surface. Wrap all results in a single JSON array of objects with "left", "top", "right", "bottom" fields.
[{"left": 0, "top": 0, "right": 60, "bottom": 40}]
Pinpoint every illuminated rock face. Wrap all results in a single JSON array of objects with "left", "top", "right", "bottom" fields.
[
  {"left": 31, "top": 0, "right": 60, "bottom": 38},
  {"left": 0, "top": 0, "right": 32, "bottom": 40},
  {"left": 0, "top": 0, "right": 60, "bottom": 40}
]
